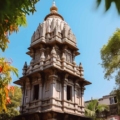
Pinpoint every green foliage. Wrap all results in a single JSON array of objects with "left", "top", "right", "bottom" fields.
[
  {"left": 101, "top": 29, "right": 120, "bottom": 80},
  {"left": 0, "top": 58, "right": 18, "bottom": 112},
  {"left": 97, "top": 0, "right": 120, "bottom": 14},
  {"left": 8, "top": 86, "right": 22, "bottom": 108},
  {"left": 85, "top": 99, "right": 109, "bottom": 120},
  {"left": 0, "top": 86, "right": 22, "bottom": 120},
  {"left": 0, "top": 0, "right": 39, "bottom": 51}
]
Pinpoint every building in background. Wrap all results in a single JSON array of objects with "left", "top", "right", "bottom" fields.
[
  {"left": 14, "top": 2, "right": 91, "bottom": 120},
  {"left": 85, "top": 95, "right": 120, "bottom": 120}
]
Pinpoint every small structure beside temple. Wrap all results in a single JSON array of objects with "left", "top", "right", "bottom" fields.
[
  {"left": 85, "top": 95, "right": 120, "bottom": 120},
  {"left": 14, "top": 2, "right": 91, "bottom": 120}
]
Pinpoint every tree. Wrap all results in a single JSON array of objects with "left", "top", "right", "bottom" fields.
[
  {"left": 0, "top": 58, "right": 18, "bottom": 112},
  {"left": 0, "top": 0, "right": 39, "bottom": 112},
  {"left": 0, "top": 86, "right": 22, "bottom": 120},
  {"left": 97, "top": 0, "right": 120, "bottom": 14},
  {"left": 0, "top": 0, "right": 39, "bottom": 51},
  {"left": 85, "top": 99, "right": 109, "bottom": 120},
  {"left": 100, "top": 29, "right": 120, "bottom": 80}
]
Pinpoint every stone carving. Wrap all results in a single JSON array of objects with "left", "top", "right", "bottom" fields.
[
  {"left": 77, "top": 88, "right": 80, "bottom": 98},
  {"left": 45, "top": 80, "right": 50, "bottom": 91},
  {"left": 40, "top": 51, "right": 45, "bottom": 60},
  {"left": 56, "top": 19, "right": 61, "bottom": 33},
  {"left": 68, "top": 29, "right": 72, "bottom": 40},
  {"left": 56, "top": 80, "right": 60, "bottom": 91},
  {"left": 51, "top": 47, "right": 56, "bottom": 55},
  {"left": 31, "top": 17, "right": 77, "bottom": 45},
  {"left": 66, "top": 54, "right": 71, "bottom": 62},
  {"left": 62, "top": 52, "right": 66, "bottom": 60},
  {"left": 41, "top": 22, "right": 46, "bottom": 37},
  {"left": 46, "top": 33, "right": 50, "bottom": 40},
  {"left": 34, "top": 49, "right": 40, "bottom": 62},
  {"left": 51, "top": 18, "right": 56, "bottom": 32},
  {"left": 64, "top": 23, "right": 69, "bottom": 38},
  {"left": 54, "top": 25, "right": 58, "bottom": 36},
  {"left": 35, "top": 29, "right": 40, "bottom": 40},
  {"left": 46, "top": 18, "right": 51, "bottom": 33}
]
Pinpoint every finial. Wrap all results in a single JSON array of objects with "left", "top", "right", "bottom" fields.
[
  {"left": 50, "top": 0, "right": 58, "bottom": 13},
  {"left": 53, "top": 0, "right": 55, "bottom": 6}
]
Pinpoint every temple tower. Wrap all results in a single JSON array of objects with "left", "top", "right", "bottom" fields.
[{"left": 14, "top": 2, "right": 91, "bottom": 120}]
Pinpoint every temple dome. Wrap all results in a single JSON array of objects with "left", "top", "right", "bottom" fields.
[{"left": 31, "top": 2, "right": 77, "bottom": 48}]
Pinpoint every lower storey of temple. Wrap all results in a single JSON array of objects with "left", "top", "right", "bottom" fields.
[{"left": 12, "top": 112, "right": 92, "bottom": 120}]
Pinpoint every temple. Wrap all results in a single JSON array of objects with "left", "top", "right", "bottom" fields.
[{"left": 14, "top": 2, "right": 91, "bottom": 120}]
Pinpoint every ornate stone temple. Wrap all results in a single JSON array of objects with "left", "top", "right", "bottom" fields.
[{"left": 14, "top": 2, "right": 91, "bottom": 120}]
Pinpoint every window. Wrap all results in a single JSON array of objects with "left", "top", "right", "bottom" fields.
[
  {"left": 67, "top": 85, "right": 72, "bottom": 101},
  {"left": 110, "top": 96, "right": 117, "bottom": 104},
  {"left": 33, "top": 84, "right": 39, "bottom": 100}
]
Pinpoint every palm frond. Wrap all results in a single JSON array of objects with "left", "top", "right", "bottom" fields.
[
  {"left": 85, "top": 108, "right": 95, "bottom": 117},
  {"left": 97, "top": 104, "right": 109, "bottom": 112}
]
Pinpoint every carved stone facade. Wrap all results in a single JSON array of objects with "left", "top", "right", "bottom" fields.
[{"left": 14, "top": 2, "right": 91, "bottom": 120}]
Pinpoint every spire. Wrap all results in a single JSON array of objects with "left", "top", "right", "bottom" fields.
[
  {"left": 53, "top": 0, "right": 55, "bottom": 6},
  {"left": 50, "top": 0, "right": 58, "bottom": 13}
]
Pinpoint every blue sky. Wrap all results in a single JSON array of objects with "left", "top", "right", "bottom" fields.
[{"left": 1, "top": 0, "right": 120, "bottom": 101}]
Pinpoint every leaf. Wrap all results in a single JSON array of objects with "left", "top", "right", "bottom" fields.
[{"left": 96, "top": 0, "right": 120, "bottom": 14}]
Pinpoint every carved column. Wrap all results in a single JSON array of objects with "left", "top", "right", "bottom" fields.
[
  {"left": 21, "top": 81, "right": 26, "bottom": 114},
  {"left": 49, "top": 75, "right": 57, "bottom": 97},
  {"left": 29, "top": 49, "right": 34, "bottom": 73},
  {"left": 49, "top": 74, "right": 58, "bottom": 107},
  {"left": 51, "top": 47, "right": 57, "bottom": 66},
  {"left": 39, "top": 82, "right": 42, "bottom": 100},
  {"left": 73, "top": 61, "right": 76, "bottom": 74},
  {"left": 40, "top": 50, "right": 45, "bottom": 70},
  {"left": 25, "top": 78, "right": 31, "bottom": 104},
  {"left": 62, "top": 74, "right": 68, "bottom": 112},
  {"left": 74, "top": 82, "right": 78, "bottom": 113},
  {"left": 40, "top": 22, "right": 46, "bottom": 42},
  {"left": 61, "top": 52, "right": 66, "bottom": 70},
  {"left": 29, "top": 77, "right": 33, "bottom": 102},
  {"left": 81, "top": 85, "right": 85, "bottom": 115}
]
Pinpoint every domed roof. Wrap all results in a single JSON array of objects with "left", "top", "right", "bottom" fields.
[{"left": 31, "top": 2, "right": 77, "bottom": 48}]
